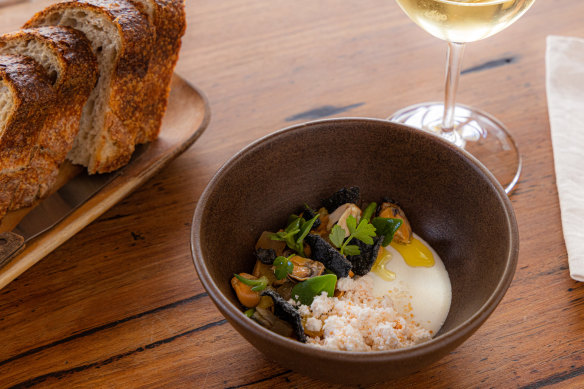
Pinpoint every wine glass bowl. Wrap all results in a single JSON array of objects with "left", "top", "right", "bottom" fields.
[
  {"left": 389, "top": 0, "right": 535, "bottom": 193},
  {"left": 395, "top": 0, "right": 536, "bottom": 43}
]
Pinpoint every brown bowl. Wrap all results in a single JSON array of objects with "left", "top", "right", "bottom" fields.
[{"left": 191, "top": 118, "right": 518, "bottom": 384}]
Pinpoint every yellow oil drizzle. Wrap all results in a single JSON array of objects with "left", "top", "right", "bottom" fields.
[
  {"left": 390, "top": 238, "right": 435, "bottom": 267},
  {"left": 371, "top": 247, "right": 396, "bottom": 281}
]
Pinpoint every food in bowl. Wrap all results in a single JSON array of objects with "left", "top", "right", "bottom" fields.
[{"left": 231, "top": 186, "right": 452, "bottom": 351}]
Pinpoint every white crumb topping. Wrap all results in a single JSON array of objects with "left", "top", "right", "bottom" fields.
[
  {"left": 305, "top": 317, "right": 322, "bottom": 332},
  {"left": 299, "top": 275, "right": 432, "bottom": 351}
]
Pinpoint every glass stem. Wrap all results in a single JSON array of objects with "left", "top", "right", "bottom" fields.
[{"left": 442, "top": 42, "right": 465, "bottom": 133}]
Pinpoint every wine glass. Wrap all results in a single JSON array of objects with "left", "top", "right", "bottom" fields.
[{"left": 390, "top": 0, "right": 535, "bottom": 193}]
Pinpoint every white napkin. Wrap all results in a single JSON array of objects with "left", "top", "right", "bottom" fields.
[{"left": 547, "top": 35, "right": 584, "bottom": 282}]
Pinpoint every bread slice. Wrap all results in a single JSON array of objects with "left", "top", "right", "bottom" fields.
[
  {"left": 0, "top": 55, "right": 55, "bottom": 218},
  {"left": 0, "top": 27, "right": 98, "bottom": 198},
  {"left": 24, "top": 0, "right": 154, "bottom": 174},
  {"left": 129, "top": 0, "right": 186, "bottom": 143}
]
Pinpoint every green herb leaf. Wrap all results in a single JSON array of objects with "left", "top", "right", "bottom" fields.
[
  {"left": 343, "top": 245, "right": 361, "bottom": 256},
  {"left": 337, "top": 217, "right": 377, "bottom": 255},
  {"left": 346, "top": 215, "right": 357, "bottom": 235},
  {"left": 286, "top": 214, "right": 300, "bottom": 226},
  {"left": 273, "top": 254, "right": 295, "bottom": 280},
  {"left": 270, "top": 229, "right": 298, "bottom": 250},
  {"left": 329, "top": 224, "right": 346, "bottom": 248},
  {"left": 352, "top": 218, "right": 376, "bottom": 245},
  {"left": 361, "top": 202, "right": 377, "bottom": 222},
  {"left": 244, "top": 308, "right": 255, "bottom": 318},
  {"left": 371, "top": 217, "right": 403, "bottom": 246},
  {"left": 285, "top": 216, "right": 301, "bottom": 233},
  {"left": 234, "top": 274, "right": 268, "bottom": 292},
  {"left": 296, "top": 214, "right": 320, "bottom": 247},
  {"left": 271, "top": 213, "right": 319, "bottom": 256},
  {"left": 291, "top": 274, "right": 337, "bottom": 306}
]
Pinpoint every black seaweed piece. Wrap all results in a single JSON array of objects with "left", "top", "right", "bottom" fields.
[
  {"left": 261, "top": 289, "right": 306, "bottom": 343},
  {"left": 304, "top": 234, "right": 352, "bottom": 278},
  {"left": 302, "top": 204, "right": 321, "bottom": 229},
  {"left": 321, "top": 187, "right": 360, "bottom": 213},
  {"left": 346, "top": 235, "right": 384, "bottom": 276},
  {"left": 254, "top": 248, "right": 276, "bottom": 265}
]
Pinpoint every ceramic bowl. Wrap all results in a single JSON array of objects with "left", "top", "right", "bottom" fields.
[{"left": 191, "top": 118, "right": 518, "bottom": 384}]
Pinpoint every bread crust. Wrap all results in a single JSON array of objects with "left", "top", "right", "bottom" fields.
[
  {"left": 130, "top": 0, "right": 186, "bottom": 144},
  {"left": 0, "top": 55, "right": 55, "bottom": 217},
  {"left": 0, "top": 27, "right": 99, "bottom": 198},
  {"left": 25, "top": 0, "right": 155, "bottom": 174}
]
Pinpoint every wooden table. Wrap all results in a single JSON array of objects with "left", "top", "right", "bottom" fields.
[{"left": 1, "top": 0, "right": 583, "bottom": 387}]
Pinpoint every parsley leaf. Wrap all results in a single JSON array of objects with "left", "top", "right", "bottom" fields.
[
  {"left": 352, "top": 217, "right": 376, "bottom": 245},
  {"left": 328, "top": 215, "right": 377, "bottom": 256},
  {"left": 329, "top": 224, "right": 346, "bottom": 248},
  {"left": 346, "top": 215, "right": 357, "bottom": 234},
  {"left": 343, "top": 245, "right": 361, "bottom": 256}
]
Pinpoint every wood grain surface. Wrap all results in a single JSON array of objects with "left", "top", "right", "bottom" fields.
[{"left": 0, "top": 0, "right": 582, "bottom": 388}]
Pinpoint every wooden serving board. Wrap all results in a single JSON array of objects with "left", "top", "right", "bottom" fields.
[{"left": 0, "top": 74, "right": 210, "bottom": 289}]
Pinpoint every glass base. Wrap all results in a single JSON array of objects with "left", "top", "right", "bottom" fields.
[{"left": 389, "top": 102, "right": 521, "bottom": 194}]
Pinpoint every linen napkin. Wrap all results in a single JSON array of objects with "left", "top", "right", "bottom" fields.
[{"left": 546, "top": 35, "right": 584, "bottom": 282}]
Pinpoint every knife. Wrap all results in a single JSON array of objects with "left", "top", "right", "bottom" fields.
[{"left": 0, "top": 144, "right": 146, "bottom": 269}]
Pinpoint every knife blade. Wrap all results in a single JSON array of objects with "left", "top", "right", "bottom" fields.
[
  {"left": 0, "top": 144, "right": 147, "bottom": 268},
  {"left": 12, "top": 169, "right": 115, "bottom": 241}
]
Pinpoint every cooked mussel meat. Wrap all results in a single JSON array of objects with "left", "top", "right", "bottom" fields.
[
  {"left": 287, "top": 255, "right": 325, "bottom": 281},
  {"left": 231, "top": 273, "right": 261, "bottom": 308},
  {"left": 255, "top": 231, "right": 286, "bottom": 255}
]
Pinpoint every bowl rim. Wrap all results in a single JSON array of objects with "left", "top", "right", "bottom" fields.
[{"left": 191, "top": 117, "right": 519, "bottom": 361}]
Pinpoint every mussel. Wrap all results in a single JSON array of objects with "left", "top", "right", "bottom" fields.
[{"left": 287, "top": 255, "right": 325, "bottom": 282}]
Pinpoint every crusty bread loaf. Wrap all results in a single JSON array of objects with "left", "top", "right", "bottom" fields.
[
  {"left": 0, "top": 55, "right": 55, "bottom": 218},
  {"left": 24, "top": 0, "right": 155, "bottom": 174},
  {"left": 0, "top": 27, "right": 98, "bottom": 198},
  {"left": 129, "top": 0, "right": 185, "bottom": 143}
]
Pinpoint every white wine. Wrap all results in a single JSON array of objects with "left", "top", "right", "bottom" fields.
[{"left": 395, "top": 0, "right": 535, "bottom": 43}]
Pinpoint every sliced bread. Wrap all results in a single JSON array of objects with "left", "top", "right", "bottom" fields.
[
  {"left": 0, "top": 26, "right": 98, "bottom": 198},
  {"left": 0, "top": 55, "right": 55, "bottom": 217},
  {"left": 24, "top": 0, "right": 155, "bottom": 174},
  {"left": 129, "top": 0, "right": 186, "bottom": 143}
]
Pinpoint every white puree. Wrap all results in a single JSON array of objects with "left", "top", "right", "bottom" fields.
[{"left": 370, "top": 234, "right": 452, "bottom": 335}]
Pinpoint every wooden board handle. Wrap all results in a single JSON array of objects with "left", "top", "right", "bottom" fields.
[{"left": 0, "top": 232, "right": 25, "bottom": 269}]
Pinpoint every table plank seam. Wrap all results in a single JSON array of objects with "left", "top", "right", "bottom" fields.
[
  {"left": 7, "top": 318, "right": 228, "bottom": 389},
  {"left": 461, "top": 55, "right": 518, "bottom": 75},
  {"left": 225, "top": 369, "right": 293, "bottom": 389},
  {"left": 519, "top": 365, "right": 584, "bottom": 389},
  {"left": 0, "top": 292, "right": 210, "bottom": 368},
  {"left": 284, "top": 103, "right": 365, "bottom": 122}
]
